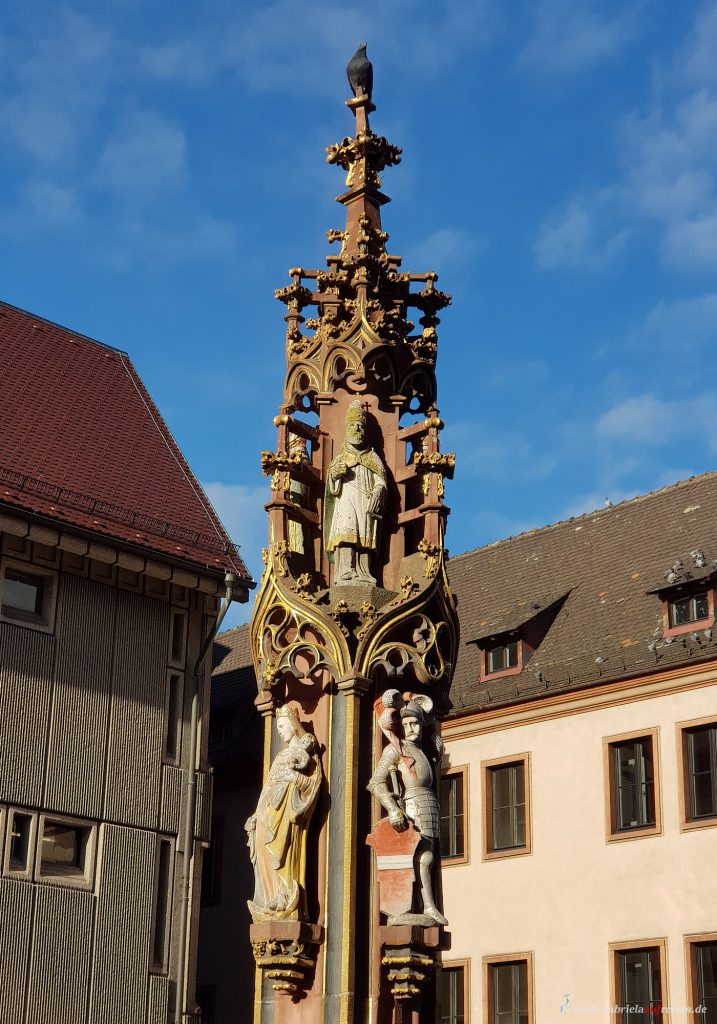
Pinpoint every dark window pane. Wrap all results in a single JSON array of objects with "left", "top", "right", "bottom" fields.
[
  {"left": 440, "top": 774, "right": 465, "bottom": 859},
  {"left": 670, "top": 592, "right": 710, "bottom": 626},
  {"left": 40, "top": 822, "right": 86, "bottom": 876},
  {"left": 164, "top": 673, "right": 182, "bottom": 761},
  {"left": 619, "top": 949, "right": 662, "bottom": 1024},
  {"left": 487, "top": 641, "right": 518, "bottom": 675},
  {"left": 688, "top": 727, "right": 717, "bottom": 819},
  {"left": 3, "top": 572, "right": 43, "bottom": 614},
  {"left": 614, "top": 740, "right": 655, "bottom": 830},
  {"left": 201, "top": 820, "right": 223, "bottom": 903},
  {"left": 696, "top": 943, "right": 717, "bottom": 1024},
  {"left": 9, "top": 813, "right": 32, "bottom": 871},
  {"left": 493, "top": 765, "right": 511, "bottom": 808},
  {"left": 151, "top": 840, "right": 172, "bottom": 971},
  {"left": 492, "top": 962, "right": 527, "bottom": 1024},
  {"left": 491, "top": 764, "right": 526, "bottom": 851},
  {"left": 437, "top": 966, "right": 464, "bottom": 1024}
]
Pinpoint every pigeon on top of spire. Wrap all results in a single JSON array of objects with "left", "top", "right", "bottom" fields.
[{"left": 346, "top": 42, "right": 373, "bottom": 102}]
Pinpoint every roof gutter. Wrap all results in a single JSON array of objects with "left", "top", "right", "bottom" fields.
[
  {"left": 174, "top": 572, "right": 242, "bottom": 1024},
  {"left": 0, "top": 501, "right": 255, "bottom": 591}
]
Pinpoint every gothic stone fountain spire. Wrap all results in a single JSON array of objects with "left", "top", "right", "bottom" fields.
[{"left": 250, "top": 46, "right": 458, "bottom": 1024}]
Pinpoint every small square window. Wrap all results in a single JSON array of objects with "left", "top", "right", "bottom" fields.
[
  {"left": 663, "top": 586, "right": 714, "bottom": 637},
  {"left": 3, "top": 809, "right": 37, "bottom": 880},
  {"left": 669, "top": 592, "right": 710, "bottom": 627},
  {"left": 604, "top": 730, "right": 662, "bottom": 841},
  {"left": 488, "top": 642, "right": 518, "bottom": 674},
  {"left": 10, "top": 813, "right": 33, "bottom": 871},
  {"left": 482, "top": 755, "right": 532, "bottom": 860},
  {"left": 0, "top": 559, "right": 57, "bottom": 633},
  {"left": 440, "top": 768, "right": 467, "bottom": 863},
  {"left": 35, "top": 815, "right": 96, "bottom": 889}
]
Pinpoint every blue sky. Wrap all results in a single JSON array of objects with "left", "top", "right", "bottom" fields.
[{"left": 3, "top": 1, "right": 717, "bottom": 627}]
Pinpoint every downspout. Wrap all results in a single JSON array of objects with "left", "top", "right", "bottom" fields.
[{"left": 175, "top": 572, "right": 239, "bottom": 1024}]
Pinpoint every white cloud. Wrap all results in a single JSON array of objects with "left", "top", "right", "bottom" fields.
[
  {"left": 95, "top": 110, "right": 187, "bottom": 198},
  {"left": 447, "top": 420, "right": 558, "bottom": 481},
  {"left": 596, "top": 392, "right": 717, "bottom": 451},
  {"left": 534, "top": 194, "right": 629, "bottom": 271},
  {"left": 105, "top": 214, "right": 238, "bottom": 271},
  {"left": 641, "top": 294, "right": 717, "bottom": 350},
  {"left": 403, "top": 228, "right": 480, "bottom": 272},
  {"left": 138, "top": 0, "right": 499, "bottom": 95},
  {"left": 536, "top": 5, "right": 717, "bottom": 273},
  {"left": 22, "top": 180, "right": 80, "bottom": 225},
  {"left": 0, "top": 11, "right": 113, "bottom": 164},
  {"left": 682, "top": 3, "right": 717, "bottom": 87},
  {"left": 518, "top": 0, "right": 642, "bottom": 75}
]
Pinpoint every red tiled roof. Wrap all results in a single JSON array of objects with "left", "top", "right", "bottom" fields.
[{"left": 0, "top": 301, "right": 252, "bottom": 581}]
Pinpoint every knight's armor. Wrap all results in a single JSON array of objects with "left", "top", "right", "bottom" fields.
[{"left": 368, "top": 741, "right": 439, "bottom": 838}]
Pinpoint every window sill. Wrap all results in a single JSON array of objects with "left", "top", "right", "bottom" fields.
[
  {"left": 680, "top": 814, "right": 717, "bottom": 833},
  {"left": 441, "top": 852, "right": 470, "bottom": 868},
  {"left": 663, "top": 615, "right": 714, "bottom": 638},
  {"left": 606, "top": 823, "right": 662, "bottom": 843},
  {"left": 483, "top": 843, "right": 531, "bottom": 862},
  {"left": 0, "top": 608, "right": 53, "bottom": 633},
  {"left": 482, "top": 663, "right": 523, "bottom": 682}
]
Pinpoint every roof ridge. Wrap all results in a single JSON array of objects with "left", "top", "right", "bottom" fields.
[
  {"left": 450, "top": 469, "right": 717, "bottom": 563},
  {"left": 118, "top": 355, "right": 237, "bottom": 553},
  {"left": 0, "top": 300, "right": 128, "bottom": 355}
]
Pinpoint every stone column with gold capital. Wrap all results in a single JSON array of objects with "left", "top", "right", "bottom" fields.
[{"left": 249, "top": 44, "right": 458, "bottom": 1024}]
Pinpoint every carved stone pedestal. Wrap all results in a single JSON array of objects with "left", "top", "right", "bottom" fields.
[
  {"left": 250, "top": 921, "right": 324, "bottom": 996},
  {"left": 380, "top": 925, "right": 450, "bottom": 1023}
]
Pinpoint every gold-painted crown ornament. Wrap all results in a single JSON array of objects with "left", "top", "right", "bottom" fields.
[{"left": 345, "top": 400, "right": 365, "bottom": 426}]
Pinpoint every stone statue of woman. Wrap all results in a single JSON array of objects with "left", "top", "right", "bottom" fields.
[
  {"left": 245, "top": 705, "right": 322, "bottom": 922},
  {"left": 324, "top": 400, "right": 386, "bottom": 585}
]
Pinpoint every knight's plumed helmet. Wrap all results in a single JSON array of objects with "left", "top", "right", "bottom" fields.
[{"left": 399, "top": 693, "right": 434, "bottom": 720}]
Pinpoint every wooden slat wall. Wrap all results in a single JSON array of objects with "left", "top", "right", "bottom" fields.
[
  {"left": 25, "top": 886, "right": 95, "bottom": 1024},
  {"left": 0, "top": 879, "right": 35, "bottom": 1024},
  {"left": 89, "top": 824, "right": 156, "bottom": 1024},
  {"left": 44, "top": 576, "right": 115, "bottom": 818},
  {"left": 104, "top": 591, "right": 168, "bottom": 830},
  {"left": 0, "top": 624, "right": 54, "bottom": 806}
]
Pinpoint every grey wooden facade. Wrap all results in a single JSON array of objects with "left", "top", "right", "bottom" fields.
[{"left": 0, "top": 521, "right": 222, "bottom": 1024}]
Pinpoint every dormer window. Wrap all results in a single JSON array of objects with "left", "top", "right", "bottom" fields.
[
  {"left": 669, "top": 591, "right": 709, "bottom": 627},
  {"left": 482, "top": 636, "right": 523, "bottom": 680},
  {"left": 661, "top": 583, "right": 714, "bottom": 638},
  {"left": 487, "top": 641, "right": 519, "bottom": 675}
]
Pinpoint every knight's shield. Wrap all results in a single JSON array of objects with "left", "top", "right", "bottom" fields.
[{"left": 366, "top": 817, "right": 420, "bottom": 919}]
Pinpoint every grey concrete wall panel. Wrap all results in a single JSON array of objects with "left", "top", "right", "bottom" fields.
[
  {"left": 104, "top": 591, "right": 168, "bottom": 829},
  {"left": 146, "top": 973, "right": 169, "bottom": 1024},
  {"left": 90, "top": 824, "right": 155, "bottom": 1024},
  {"left": 160, "top": 764, "right": 182, "bottom": 835},
  {"left": 0, "top": 624, "right": 54, "bottom": 806},
  {"left": 26, "top": 886, "right": 95, "bottom": 1024},
  {"left": 0, "top": 879, "right": 34, "bottom": 1024},
  {"left": 195, "top": 770, "right": 213, "bottom": 842},
  {"left": 45, "top": 574, "right": 115, "bottom": 818}
]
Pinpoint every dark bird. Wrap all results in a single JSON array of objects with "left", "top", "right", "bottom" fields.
[{"left": 347, "top": 42, "right": 373, "bottom": 101}]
